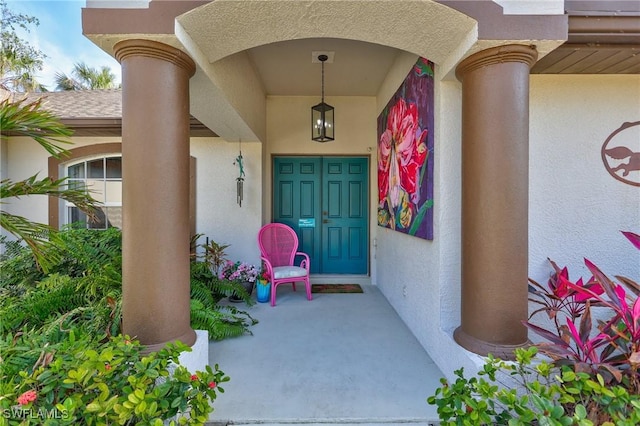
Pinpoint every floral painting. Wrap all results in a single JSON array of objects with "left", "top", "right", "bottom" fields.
[{"left": 377, "top": 57, "right": 434, "bottom": 240}]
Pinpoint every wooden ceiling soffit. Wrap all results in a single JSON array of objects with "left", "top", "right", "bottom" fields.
[{"left": 532, "top": 12, "right": 640, "bottom": 74}]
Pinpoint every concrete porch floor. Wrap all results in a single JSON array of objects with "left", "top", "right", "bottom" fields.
[{"left": 207, "top": 284, "right": 443, "bottom": 425}]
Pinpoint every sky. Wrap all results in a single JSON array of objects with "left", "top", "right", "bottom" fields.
[{"left": 7, "top": 0, "right": 122, "bottom": 91}]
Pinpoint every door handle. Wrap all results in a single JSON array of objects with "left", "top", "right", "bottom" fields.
[{"left": 323, "top": 219, "right": 330, "bottom": 224}]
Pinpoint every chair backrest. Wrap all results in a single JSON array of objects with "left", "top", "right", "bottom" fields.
[{"left": 258, "top": 223, "right": 299, "bottom": 267}]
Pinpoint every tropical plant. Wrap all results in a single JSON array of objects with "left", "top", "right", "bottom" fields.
[
  {"left": 0, "top": 228, "right": 257, "bottom": 343},
  {"left": 428, "top": 346, "right": 640, "bottom": 425},
  {"left": 0, "top": 227, "right": 123, "bottom": 339},
  {"left": 201, "top": 237, "right": 230, "bottom": 276},
  {"left": 189, "top": 260, "right": 257, "bottom": 339},
  {"left": 0, "top": 333, "right": 229, "bottom": 425},
  {"left": 54, "top": 62, "right": 118, "bottom": 91},
  {"left": 0, "top": 97, "right": 98, "bottom": 270},
  {"left": 0, "top": 0, "right": 47, "bottom": 92},
  {"left": 524, "top": 231, "right": 640, "bottom": 392},
  {"left": 429, "top": 230, "right": 640, "bottom": 424}
]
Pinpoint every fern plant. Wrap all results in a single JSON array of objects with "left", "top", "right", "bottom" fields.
[
  {"left": 1, "top": 228, "right": 257, "bottom": 347},
  {"left": 189, "top": 261, "right": 257, "bottom": 340}
]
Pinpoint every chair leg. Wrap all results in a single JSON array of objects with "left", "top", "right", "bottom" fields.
[
  {"left": 270, "top": 282, "right": 276, "bottom": 307},
  {"left": 305, "top": 278, "right": 312, "bottom": 301},
  {"left": 292, "top": 282, "right": 297, "bottom": 291}
]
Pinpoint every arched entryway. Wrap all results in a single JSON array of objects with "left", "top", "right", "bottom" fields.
[{"left": 83, "top": 0, "right": 561, "bottom": 363}]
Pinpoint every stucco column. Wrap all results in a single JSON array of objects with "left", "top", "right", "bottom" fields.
[
  {"left": 454, "top": 44, "right": 538, "bottom": 359},
  {"left": 114, "top": 39, "right": 196, "bottom": 350}
]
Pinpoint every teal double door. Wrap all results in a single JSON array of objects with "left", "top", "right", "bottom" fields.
[{"left": 273, "top": 156, "right": 369, "bottom": 274}]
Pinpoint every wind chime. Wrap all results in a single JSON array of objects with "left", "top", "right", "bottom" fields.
[{"left": 233, "top": 140, "right": 245, "bottom": 207}]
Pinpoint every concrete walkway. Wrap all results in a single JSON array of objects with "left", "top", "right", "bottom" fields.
[{"left": 207, "top": 284, "right": 443, "bottom": 425}]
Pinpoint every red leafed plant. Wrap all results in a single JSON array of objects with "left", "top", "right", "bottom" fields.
[{"left": 525, "top": 231, "right": 640, "bottom": 391}]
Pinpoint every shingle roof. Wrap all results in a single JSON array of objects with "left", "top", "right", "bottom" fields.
[
  {"left": 25, "top": 89, "right": 122, "bottom": 119},
  {"left": 10, "top": 88, "right": 216, "bottom": 137}
]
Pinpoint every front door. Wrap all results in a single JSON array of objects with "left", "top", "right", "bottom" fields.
[{"left": 273, "top": 156, "right": 368, "bottom": 274}]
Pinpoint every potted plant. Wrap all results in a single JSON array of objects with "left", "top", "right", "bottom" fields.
[
  {"left": 202, "top": 238, "right": 231, "bottom": 276},
  {"left": 219, "top": 260, "right": 259, "bottom": 303},
  {"left": 255, "top": 267, "right": 271, "bottom": 303}
]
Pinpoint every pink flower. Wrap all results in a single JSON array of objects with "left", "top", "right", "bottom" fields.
[
  {"left": 105, "top": 363, "right": 112, "bottom": 371},
  {"left": 17, "top": 390, "right": 37, "bottom": 405},
  {"left": 378, "top": 98, "right": 428, "bottom": 213},
  {"left": 208, "top": 381, "right": 216, "bottom": 389},
  {"left": 190, "top": 374, "right": 198, "bottom": 381}
]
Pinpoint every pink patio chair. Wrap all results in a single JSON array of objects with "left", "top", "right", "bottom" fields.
[{"left": 257, "top": 223, "right": 312, "bottom": 306}]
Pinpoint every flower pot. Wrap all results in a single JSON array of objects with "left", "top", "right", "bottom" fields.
[
  {"left": 229, "top": 280, "right": 254, "bottom": 303},
  {"left": 256, "top": 280, "right": 270, "bottom": 303}
]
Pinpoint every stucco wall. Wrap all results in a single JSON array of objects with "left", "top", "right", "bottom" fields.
[
  {"left": 374, "top": 70, "right": 484, "bottom": 378},
  {"left": 190, "top": 137, "right": 262, "bottom": 266},
  {"left": 3, "top": 137, "right": 117, "bottom": 228},
  {"left": 2, "top": 135, "right": 263, "bottom": 267},
  {"left": 529, "top": 74, "right": 640, "bottom": 285},
  {"left": 374, "top": 73, "right": 640, "bottom": 380}
]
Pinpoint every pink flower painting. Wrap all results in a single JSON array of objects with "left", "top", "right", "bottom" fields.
[{"left": 377, "top": 57, "right": 434, "bottom": 239}]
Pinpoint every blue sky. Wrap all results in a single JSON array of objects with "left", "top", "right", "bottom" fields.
[{"left": 7, "top": 0, "right": 121, "bottom": 91}]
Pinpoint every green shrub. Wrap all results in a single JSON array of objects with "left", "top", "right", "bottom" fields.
[
  {"left": 429, "top": 231, "right": 640, "bottom": 424},
  {"left": 189, "top": 261, "right": 258, "bottom": 340},
  {"left": 0, "top": 333, "right": 229, "bottom": 425},
  {"left": 428, "top": 347, "right": 640, "bottom": 425},
  {"left": 0, "top": 228, "right": 256, "bottom": 341}
]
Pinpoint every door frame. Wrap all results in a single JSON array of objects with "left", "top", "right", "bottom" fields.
[{"left": 270, "top": 154, "right": 371, "bottom": 277}]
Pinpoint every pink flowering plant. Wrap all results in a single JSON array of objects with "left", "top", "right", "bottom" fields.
[
  {"left": 256, "top": 264, "right": 271, "bottom": 285},
  {"left": 218, "top": 260, "right": 259, "bottom": 283},
  {"left": 429, "top": 231, "right": 640, "bottom": 425},
  {"left": 525, "top": 230, "right": 640, "bottom": 392},
  {"left": 0, "top": 333, "right": 229, "bottom": 425}
]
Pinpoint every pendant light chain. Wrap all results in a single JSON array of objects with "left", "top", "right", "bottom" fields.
[{"left": 321, "top": 58, "right": 325, "bottom": 103}]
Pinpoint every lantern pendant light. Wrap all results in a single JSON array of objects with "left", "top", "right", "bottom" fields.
[{"left": 311, "top": 54, "right": 334, "bottom": 142}]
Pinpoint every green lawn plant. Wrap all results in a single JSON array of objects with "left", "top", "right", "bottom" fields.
[
  {"left": 0, "top": 333, "right": 229, "bottom": 425},
  {"left": 428, "top": 347, "right": 640, "bottom": 426},
  {"left": 0, "top": 227, "right": 257, "bottom": 344},
  {"left": 428, "top": 230, "right": 640, "bottom": 424},
  {"left": 0, "top": 93, "right": 251, "bottom": 425},
  {"left": 0, "top": 228, "right": 252, "bottom": 425}
]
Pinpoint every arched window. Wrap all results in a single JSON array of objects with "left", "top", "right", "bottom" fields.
[
  {"left": 65, "top": 155, "right": 122, "bottom": 229},
  {"left": 49, "top": 143, "right": 196, "bottom": 234}
]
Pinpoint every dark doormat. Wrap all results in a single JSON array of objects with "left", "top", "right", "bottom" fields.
[{"left": 311, "top": 284, "right": 363, "bottom": 293}]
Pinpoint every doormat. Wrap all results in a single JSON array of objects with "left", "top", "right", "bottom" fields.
[{"left": 311, "top": 284, "right": 363, "bottom": 293}]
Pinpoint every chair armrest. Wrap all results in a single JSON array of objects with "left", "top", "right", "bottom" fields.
[
  {"left": 260, "top": 256, "right": 275, "bottom": 284},
  {"left": 295, "top": 252, "right": 310, "bottom": 272}
]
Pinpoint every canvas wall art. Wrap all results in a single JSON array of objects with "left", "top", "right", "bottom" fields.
[{"left": 377, "top": 57, "right": 434, "bottom": 240}]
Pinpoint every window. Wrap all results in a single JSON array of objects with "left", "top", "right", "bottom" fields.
[{"left": 65, "top": 156, "right": 122, "bottom": 229}]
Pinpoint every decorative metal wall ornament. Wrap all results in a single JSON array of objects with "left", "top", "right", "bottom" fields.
[
  {"left": 311, "top": 54, "right": 334, "bottom": 142},
  {"left": 601, "top": 121, "right": 640, "bottom": 187},
  {"left": 233, "top": 140, "right": 245, "bottom": 206}
]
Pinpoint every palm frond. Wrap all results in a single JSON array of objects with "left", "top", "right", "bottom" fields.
[
  {"left": 0, "top": 211, "right": 60, "bottom": 271},
  {"left": 54, "top": 71, "right": 81, "bottom": 91},
  {"left": 1, "top": 175, "right": 98, "bottom": 216},
  {"left": 0, "top": 97, "right": 72, "bottom": 158}
]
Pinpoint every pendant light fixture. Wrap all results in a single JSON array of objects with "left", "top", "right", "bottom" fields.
[{"left": 311, "top": 54, "right": 334, "bottom": 142}]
